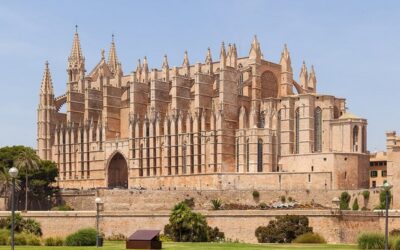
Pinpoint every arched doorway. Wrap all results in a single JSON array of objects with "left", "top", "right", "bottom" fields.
[{"left": 107, "top": 152, "right": 128, "bottom": 189}]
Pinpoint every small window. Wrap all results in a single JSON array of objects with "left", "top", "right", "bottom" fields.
[
  {"left": 344, "top": 157, "right": 347, "bottom": 161},
  {"left": 382, "top": 170, "right": 387, "bottom": 177},
  {"left": 308, "top": 174, "right": 311, "bottom": 182},
  {"left": 370, "top": 171, "right": 378, "bottom": 178},
  {"left": 311, "top": 166, "right": 314, "bottom": 172},
  {"left": 323, "top": 158, "right": 327, "bottom": 161}
]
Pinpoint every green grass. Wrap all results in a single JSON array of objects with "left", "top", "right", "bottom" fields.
[{"left": 0, "top": 241, "right": 358, "bottom": 250}]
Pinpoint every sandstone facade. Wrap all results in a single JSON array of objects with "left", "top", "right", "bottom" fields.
[{"left": 37, "top": 30, "right": 369, "bottom": 190}]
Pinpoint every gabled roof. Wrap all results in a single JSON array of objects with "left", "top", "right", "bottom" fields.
[{"left": 128, "top": 230, "right": 160, "bottom": 241}]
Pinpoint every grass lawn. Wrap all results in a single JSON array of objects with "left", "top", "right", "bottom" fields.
[{"left": 0, "top": 241, "right": 358, "bottom": 250}]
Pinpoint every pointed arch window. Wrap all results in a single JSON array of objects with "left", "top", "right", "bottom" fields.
[
  {"left": 353, "top": 126, "right": 359, "bottom": 152},
  {"left": 182, "top": 143, "right": 187, "bottom": 174},
  {"left": 238, "top": 73, "right": 244, "bottom": 96},
  {"left": 294, "top": 108, "right": 300, "bottom": 154},
  {"left": 236, "top": 138, "right": 240, "bottom": 172},
  {"left": 259, "top": 111, "right": 265, "bottom": 128},
  {"left": 362, "top": 126, "right": 366, "bottom": 153},
  {"left": 257, "top": 139, "right": 263, "bottom": 172},
  {"left": 246, "top": 138, "right": 250, "bottom": 172},
  {"left": 314, "top": 107, "right": 322, "bottom": 152}
]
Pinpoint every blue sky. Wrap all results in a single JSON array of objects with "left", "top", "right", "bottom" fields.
[{"left": 0, "top": 0, "right": 399, "bottom": 151}]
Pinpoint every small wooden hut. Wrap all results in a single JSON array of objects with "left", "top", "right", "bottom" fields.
[{"left": 126, "top": 230, "right": 162, "bottom": 249}]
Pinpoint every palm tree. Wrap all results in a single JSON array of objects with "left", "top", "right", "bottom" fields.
[
  {"left": 14, "top": 149, "right": 39, "bottom": 211},
  {"left": 0, "top": 165, "right": 21, "bottom": 209}
]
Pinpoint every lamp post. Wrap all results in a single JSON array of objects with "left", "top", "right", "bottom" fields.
[
  {"left": 95, "top": 197, "right": 102, "bottom": 248},
  {"left": 383, "top": 182, "right": 393, "bottom": 250},
  {"left": 8, "top": 167, "right": 18, "bottom": 250}
]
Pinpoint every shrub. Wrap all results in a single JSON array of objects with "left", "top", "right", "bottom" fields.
[
  {"left": 159, "top": 234, "right": 173, "bottom": 242},
  {"left": 340, "top": 192, "right": 351, "bottom": 210},
  {"left": 45, "top": 237, "right": 64, "bottom": 246},
  {"left": 0, "top": 214, "right": 42, "bottom": 237},
  {"left": 183, "top": 198, "right": 195, "bottom": 209},
  {"left": 255, "top": 215, "right": 312, "bottom": 243},
  {"left": 352, "top": 198, "right": 359, "bottom": 211},
  {"left": 65, "top": 228, "right": 97, "bottom": 246},
  {"left": 280, "top": 196, "right": 286, "bottom": 203},
  {"left": 0, "top": 229, "right": 9, "bottom": 245},
  {"left": 164, "top": 202, "right": 225, "bottom": 242},
  {"left": 377, "top": 190, "right": 392, "bottom": 209},
  {"left": 293, "top": 232, "right": 326, "bottom": 244},
  {"left": 259, "top": 202, "right": 268, "bottom": 210},
  {"left": 22, "top": 219, "right": 42, "bottom": 236},
  {"left": 391, "top": 229, "right": 400, "bottom": 237},
  {"left": 207, "top": 226, "right": 225, "bottom": 242},
  {"left": 357, "top": 232, "right": 385, "bottom": 249},
  {"left": 13, "top": 233, "right": 27, "bottom": 245},
  {"left": 105, "top": 233, "right": 126, "bottom": 241},
  {"left": 288, "top": 197, "right": 293, "bottom": 202},
  {"left": 362, "top": 190, "right": 370, "bottom": 200},
  {"left": 23, "top": 233, "right": 41, "bottom": 246},
  {"left": 211, "top": 199, "right": 222, "bottom": 210},
  {"left": 390, "top": 237, "right": 400, "bottom": 250},
  {"left": 252, "top": 190, "right": 260, "bottom": 199},
  {"left": 51, "top": 204, "right": 74, "bottom": 211}
]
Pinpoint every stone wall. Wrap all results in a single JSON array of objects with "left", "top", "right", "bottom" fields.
[
  {"left": 0, "top": 210, "right": 398, "bottom": 244},
  {"left": 60, "top": 188, "right": 381, "bottom": 211}
]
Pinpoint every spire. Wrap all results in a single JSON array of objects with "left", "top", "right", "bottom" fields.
[
  {"left": 182, "top": 50, "right": 190, "bottom": 67},
  {"left": 227, "top": 43, "right": 232, "bottom": 66},
  {"left": 40, "top": 61, "right": 54, "bottom": 94},
  {"left": 280, "top": 44, "right": 292, "bottom": 72},
  {"left": 205, "top": 47, "right": 213, "bottom": 74},
  {"left": 182, "top": 51, "right": 190, "bottom": 76},
  {"left": 299, "top": 61, "right": 309, "bottom": 90},
  {"left": 308, "top": 65, "right": 317, "bottom": 91},
  {"left": 205, "top": 47, "right": 212, "bottom": 64},
  {"left": 142, "top": 56, "right": 149, "bottom": 73},
  {"left": 162, "top": 54, "right": 169, "bottom": 69},
  {"left": 141, "top": 56, "right": 149, "bottom": 82},
  {"left": 108, "top": 34, "right": 119, "bottom": 74},
  {"left": 249, "top": 35, "right": 262, "bottom": 61},
  {"left": 135, "top": 59, "right": 142, "bottom": 81},
  {"left": 232, "top": 43, "right": 238, "bottom": 68},
  {"left": 220, "top": 42, "right": 226, "bottom": 69},
  {"left": 68, "top": 25, "right": 84, "bottom": 66},
  {"left": 162, "top": 55, "right": 169, "bottom": 81}
]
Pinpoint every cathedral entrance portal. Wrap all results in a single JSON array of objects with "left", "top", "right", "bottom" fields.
[{"left": 107, "top": 152, "right": 128, "bottom": 189}]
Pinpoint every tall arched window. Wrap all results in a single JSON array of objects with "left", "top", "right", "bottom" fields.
[
  {"left": 259, "top": 111, "right": 265, "bottom": 128},
  {"left": 246, "top": 138, "right": 250, "bottom": 172},
  {"left": 277, "top": 110, "right": 281, "bottom": 157},
  {"left": 362, "top": 126, "right": 366, "bottom": 153},
  {"left": 236, "top": 138, "right": 239, "bottom": 172},
  {"left": 238, "top": 73, "right": 244, "bottom": 96},
  {"left": 314, "top": 107, "right": 322, "bottom": 152},
  {"left": 294, "top": 108, "right": 300, "bottom": 154},
  {"left": 139, "top": 144, "right": 143, "bottom": 177},
  {"left": 333, "top": 106, "right": 340, "bottom": 119},
  {"left": 353, "top": 126, "right": 359, "bottom": 152},
  {"left": 182, "top": 144, "right": 187, "bottom": 174},
  {"left": 257, "top": 139, "right": 263, "bottom": 172}
]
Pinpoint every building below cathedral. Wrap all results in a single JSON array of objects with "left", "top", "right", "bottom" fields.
[{"left": 37, "top": 30, "right": 369, "bottom": 190}]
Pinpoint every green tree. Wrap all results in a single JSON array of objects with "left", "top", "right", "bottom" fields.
[
  {"left": 164, "top": 202, "right": 224, "bottom": 242},
  {"left": 14, "top": 148, "right": 40, "bottom": 211},
  {"left": 378, "top": 189, "right": 392, "bottom": 209},
  {"left": 339, "top": 192, "right": 351, "bottom": 210},
  {"left": 255, "top": 215, "right": 313, "bottom": 243},
  {"left": 0, "top": 146, "right": 58, "bottom": 210},
  {"left": 0, "top": 163, "right": 21, "bottom": 208},
  {"left": 352, "top": 198, "right": 359, "bottom": 211}
]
